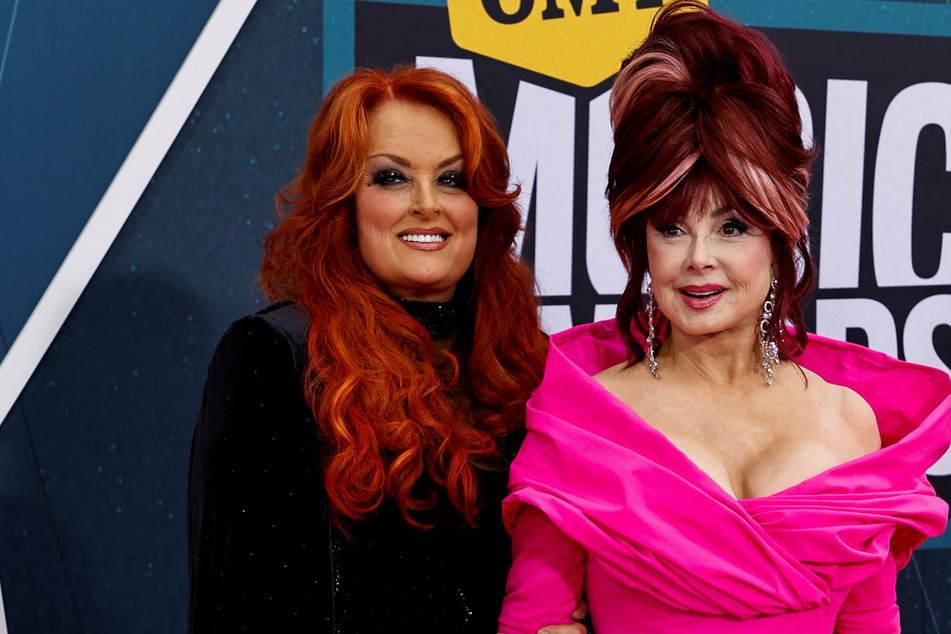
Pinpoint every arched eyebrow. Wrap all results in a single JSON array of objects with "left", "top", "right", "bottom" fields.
[
  {"left": 709, "top": 206, "right": 737, "bottom": 219},
  {"left": 438, "top": 154, "right": 465, "bottom": 168},
  {"left": 366, "top": 153, "right": 464, "bottom": 169}
]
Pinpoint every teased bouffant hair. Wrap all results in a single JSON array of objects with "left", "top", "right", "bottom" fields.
[
  {"left": 260, "top": 67, "right": 547, "bottom": 528},
  {"left": 608, "top": 0, "right": 816, "bottom": 363}
]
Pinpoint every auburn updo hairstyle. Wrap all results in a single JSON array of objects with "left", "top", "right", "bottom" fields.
[
  {"left": 260, "top": 66, "right": 548, "bottom": 528},
  {"left": 607, "top": 0, "right": 816, "bottom": 363}
]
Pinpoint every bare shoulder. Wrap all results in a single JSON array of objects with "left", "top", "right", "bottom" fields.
[
  {"left": 592, "top": 359, "right": 656, "bottom": 408},
  {"left": 838, "top": 384, "right": 882, "bottom": 453},
  {"left": 802, "top": 367, "right": 882, "bottom": 455},
  {"left": 593, "top": 360, "right": 632, "bottom": 386}
]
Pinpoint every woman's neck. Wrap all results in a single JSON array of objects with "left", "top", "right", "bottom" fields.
[
  {"left": 392, "top": 294, "right": 461, "bottom": 341},
  {"left": 657, "top": 327, "right": 765, "bottom": 387}
]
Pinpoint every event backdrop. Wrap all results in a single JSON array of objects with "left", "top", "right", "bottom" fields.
[{"left": 1, "top": 0, "right": 950, "bottom": 632}]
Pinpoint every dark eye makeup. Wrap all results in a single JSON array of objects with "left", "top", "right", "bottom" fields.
[
  {"left": 370, "top": 168, "right": 407, "bottom": 187},
  {"left": 368, "top": 166, "right": 467, "bottom": 190},
  {"left": 655, "top": 224, "right": 683, "bottom": 237},
  {"left": 721, "top": 217, "right": 750, "bottom": 235},
  {"left": 437, "top": 170, "right": 467, "bottom": 189}
]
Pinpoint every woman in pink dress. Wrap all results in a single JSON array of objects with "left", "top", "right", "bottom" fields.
[{"left": 498, "top": 2, "right": 951, "bottom": 633}]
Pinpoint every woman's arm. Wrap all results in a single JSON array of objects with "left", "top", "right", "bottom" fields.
[
  {"left": 834, "top": 550, "right": 900, "bottom": 634},
  {"left": 534, "top": 600, "right": 590, "bottom": 634},
  {"left": 188, "top": 310, "right": 330, "bottom": 633},
  {"left": 498, "top": 504, "right": 588, "bottom": 634}
]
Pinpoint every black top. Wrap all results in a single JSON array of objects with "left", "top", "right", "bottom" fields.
[{"left": 187, "top": 303, "right": 518, "bottom": 633}]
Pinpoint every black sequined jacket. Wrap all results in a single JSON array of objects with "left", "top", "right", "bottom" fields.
[{"left": 187, "top": 302, "right": 520, "bottom": 633}]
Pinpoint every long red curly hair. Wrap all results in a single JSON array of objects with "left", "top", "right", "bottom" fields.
[{"left": 260, "top": 67, "right": 548, "bottom": 528}]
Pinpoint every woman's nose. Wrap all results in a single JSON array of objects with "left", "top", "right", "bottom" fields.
[
  {"left": 686, "top": 236, "right": 716, "bottom": 270},
  {"left": 411, "top": 184, "right": 439, "bottom": 218}
]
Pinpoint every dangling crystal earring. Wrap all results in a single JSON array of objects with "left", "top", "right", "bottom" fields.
[
  {"left": 759, "top": 277, "right": 780, "bottom": 386},
  {"left": 646, "top": 284, "right": 660, "bottom": 380}
]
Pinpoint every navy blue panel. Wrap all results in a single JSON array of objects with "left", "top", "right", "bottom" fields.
[
  {"left": 2, "top": 0, "right": 325, "bottom": 631},
  {"left": 898, "top": 550, "right": 951, "bottom": 633},
  {"left": 0, "top": 1, "right": 218, "bottom": 355},
  {"left": 0, "top": 407, "right": 82, "bottom": 634}
]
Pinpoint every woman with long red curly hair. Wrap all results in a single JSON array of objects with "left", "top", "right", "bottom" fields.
[{"left": 187, "top": 66, "right": 587, "bottom": 633}]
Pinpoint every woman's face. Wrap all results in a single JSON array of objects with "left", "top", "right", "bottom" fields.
[
  {"left": 646, "top": 199, "right": 775, "bottom": 342},
  {"left": 354, "top": 100, "right": 479, "bottom": 302}
]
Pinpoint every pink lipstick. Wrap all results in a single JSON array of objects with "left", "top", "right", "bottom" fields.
[{"left": 678, "top": 285, "right": 725, "bottom": 309}]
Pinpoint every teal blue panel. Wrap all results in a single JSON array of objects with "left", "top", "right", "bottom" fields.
[
  {"left": 325, "top": 0, "right": 448, "bottom": 93},
  {"left": 714, "top": 0, "right": 951, "bottom": 36}
]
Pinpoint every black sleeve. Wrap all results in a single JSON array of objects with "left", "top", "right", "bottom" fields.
[{"left": 187, "top": 308, "right": 332, "bottom": 634}]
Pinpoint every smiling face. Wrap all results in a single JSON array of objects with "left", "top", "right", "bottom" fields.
[
  {"left": 646, "top": 198, "right": 775, "bottom": 343},
  {"left": 354, "top": 100, "right": 479, "bottom": 302}
]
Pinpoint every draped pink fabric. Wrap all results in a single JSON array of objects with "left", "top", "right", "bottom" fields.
[{"left": 499, "top": 320, "right": 951, "bottom": 634}]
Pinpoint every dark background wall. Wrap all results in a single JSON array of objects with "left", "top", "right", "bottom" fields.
[{"left": 0, "top": 1, "right": 949, "bottom": 632}]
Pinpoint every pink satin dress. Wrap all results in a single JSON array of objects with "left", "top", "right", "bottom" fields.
[{"left": 499, "top": 320, "right": 951, "bottom": 634}]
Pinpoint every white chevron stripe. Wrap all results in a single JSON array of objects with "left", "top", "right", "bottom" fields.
[
  {"left": 0, "top": 0, "right": 257, "bottom": 426},
  {"left": 0, "top": 1, "right": 257, "bottom": 628},
  {"left": 0, "top": 0, "right": 20, "bottom": 90}
]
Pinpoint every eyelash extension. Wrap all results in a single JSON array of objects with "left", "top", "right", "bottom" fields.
[
  {"left": 439, "top": 170, "right": 467, "bottom": 189},
  {"left": 370, "top": 168, "right": 405, "bottom": 186},
  {"left": 723, "top": 218, "right": 750, "bottom": 233}
]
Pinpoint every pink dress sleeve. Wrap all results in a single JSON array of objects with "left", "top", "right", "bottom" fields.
[
  {"left": 498, "top": 505, "right": 587, "bottom": 634},
  {"left": 834, "top": 551, "right": 900, "bottom": 634}
]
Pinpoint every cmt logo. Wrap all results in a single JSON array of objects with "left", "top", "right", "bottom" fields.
[{"left": 447, "top": 0, "right": 708, "bottom": 87}]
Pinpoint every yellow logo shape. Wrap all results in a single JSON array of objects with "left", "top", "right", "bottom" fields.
[{"left": 447, "top": 0, "right": 708, "bottom": 88}]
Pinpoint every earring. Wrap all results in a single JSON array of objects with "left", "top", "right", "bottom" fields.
[
  {"left": 759, "top": 277, "right": 780, "bottom": 386},
  {"left": 646, "top": 284, "right": 660, "bottom": 380}
]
